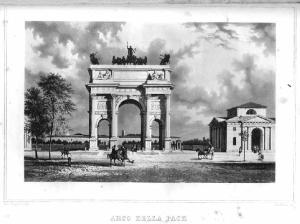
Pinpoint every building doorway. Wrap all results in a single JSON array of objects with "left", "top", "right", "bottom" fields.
[{"left": 251, "top": 128, "right": 262, "bottom": 153}]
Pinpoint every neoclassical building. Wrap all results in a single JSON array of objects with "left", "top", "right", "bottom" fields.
[{"left": 209, "top": 102, "right": 275, "bottom": 153}]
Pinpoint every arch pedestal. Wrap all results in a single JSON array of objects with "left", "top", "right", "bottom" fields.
[{"left": 86, "top": 65, "right": 174, "bottom": 151}]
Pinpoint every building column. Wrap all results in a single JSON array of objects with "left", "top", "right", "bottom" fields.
[
  {"left": 263, "top": 127, "right": 266, "bottom": 151},
  {"left": 89, "top": 95, "right": 98, "bottom": 150},
  {"left": 216, "top": 127, "right": 219, "bottom": 150},
  {"left": 209, "top": 127, "right": 212, "bottom": 144},
  {"left": 140, "top": 112, "right": 145, "bottom": 149},
  {"left": 109, "top": 95, "right": 118, "bottom": 148},
  {"left": 219, "top": 127, "right": 221, "bottom": 151},
  {"left": 219, "top": 127, "right": 221, "bottom": 150},
  {"left": 214, "top": 127, "right": 217, "bottom": 148},
  {"left": 145, "top": 95, "right": 152, "bottom": 151},
  {"left": 164, "top": 94, "right": 171, "bottom": 151},
  {"left": 212, "top": 127, "right": 214, "bottom": 146},
  {"left": 269, "top": 127, "right": 272, "bottom": 151},
  {"left": 247, "top": 127, "right": 252, "bottom": 151},
  {"left": 246, "top": 127, "right": 249, "bottom": 151},
  {"left": 260, "top": 127, "right": 264, "bottom": 152}
]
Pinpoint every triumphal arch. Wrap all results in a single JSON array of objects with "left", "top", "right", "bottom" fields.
[{"left": 86, "top": 61, "right": 174, "bottom": 151}]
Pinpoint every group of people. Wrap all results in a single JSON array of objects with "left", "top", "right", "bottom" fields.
[{"left": 110, "top": 145, "right": 134, "bottom": 164}]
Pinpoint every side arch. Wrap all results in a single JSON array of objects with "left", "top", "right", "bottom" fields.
[
  {"left": 95, "top": 116, "right": 110, "bottom": 128},
  {"left": 150, "top": 117, "right": 164, "bottom": 150}
]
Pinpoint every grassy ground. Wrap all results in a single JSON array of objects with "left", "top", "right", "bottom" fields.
[{"left": 24, "top": 151, "right": 275, "bottom": 182}]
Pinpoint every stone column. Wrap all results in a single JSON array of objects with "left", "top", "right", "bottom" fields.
[
  {"left": 263, "top": 127, "right": 266, "bottom": 151},
  {"left": 220, "top": 127, "right": 223, "bottom": 152},
  {"left": 246, "top": 127, "right": 250, "bottom": 150},
  {"left": 214, "top": 127, "right": 216, "bottom": 148},
  {"left": 164, "top": 94, "right": 171, "bottom": 151},
  {"left": 260, "top": 127, "right": 264, "bottom": 152},
  {"left": 218, "top": 127, "right": 221, "bottom": 150},
  {"left": 247, "top": 127, "right": 251, "bottom": 152},
  {"left": 269, "top": 127, "right": 272, "bottom": 151},
  {"left": 109, "top": 95, "right": 118, "bottom": 148},
  {"left": 216, "top": 127, "right": 218, "bottom": 150},
  {"left": 145, "top": 95, "right": 152, "bottom": 151},
  {"left": 89, "top": 94, "right": 98, "bottom": 151},
  {"left": 140, "top": 112, "right": 145, "bottom": 150},
  {"left": 209, "top": 127, "right": 212, "bottom": 143}
]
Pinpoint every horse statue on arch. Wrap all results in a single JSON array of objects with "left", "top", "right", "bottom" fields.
[
  {"left": 90, "top": 52, "right": 100, "bottom": 65},
  {"left": 160, "top": 54, "right": 170, "bottom": 65}
]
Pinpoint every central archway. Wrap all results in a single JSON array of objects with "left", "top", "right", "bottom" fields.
[{"left": 117, "top": 99, "right": 144, "bottom": 150}]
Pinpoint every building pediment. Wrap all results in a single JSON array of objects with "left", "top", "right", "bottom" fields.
[
  {"left": 226, "top": 115, "right": 274, "bottom": 124},
  {"left": 246, "top": 116, "right": 274, "bottom": 123}
]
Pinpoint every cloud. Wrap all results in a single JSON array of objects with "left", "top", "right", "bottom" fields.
[
  {"left": 185, "top": 22, "right": 238, "bottom": 50},
  {"left": 250, "top": 23, "right": 275, "bottom": 56},
  {"left": 24, "top": 68, "right": 46, "bottom": 90},
  {"left": 26, "top": 21, "right": 126, "bottom": 68},
  {"left": 185, "top": 22, "right": 275, "bottom": 55},
  {"left": 27, "top": 22, "right": 77, "bottom": 69},
  {"left": 170, "top": 54, "right": 275, "bottom": 118}
]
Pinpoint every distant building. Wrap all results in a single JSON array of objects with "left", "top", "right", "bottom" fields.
[{"left": 209, "top": 102, "right": 275, "bottom": 153}]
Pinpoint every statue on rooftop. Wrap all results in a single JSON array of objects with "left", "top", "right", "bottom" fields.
[
  {"left": 160, "top": 53, "right": 170, "bottom": 65},
  {"left": 111, "top": 43, "right": 148, "bottom": 65},
  {"left": 90, "top": 52, "right": 100, "bottom": 65}
]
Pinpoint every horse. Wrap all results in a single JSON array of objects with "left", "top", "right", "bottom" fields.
[
  {"left": 107, "top": 150, "right": 124, "bottom": 166},
  {"left": 196, "top": 146, "right": 214, "bottom": 160},
  {"left": 107, "top": 146, "right": 134, "bottom": 166}
]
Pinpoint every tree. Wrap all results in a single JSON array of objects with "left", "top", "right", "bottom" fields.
[
  {"left": 25, "top": 87, "right": 50, "bottom": 159},
  {"left": 38, "top": 73, "right": 76, "bottom": 159}
]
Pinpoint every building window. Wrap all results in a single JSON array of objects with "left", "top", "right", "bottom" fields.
[
  {"left": 246, "top": 109, "right": 257, "bottom": 115},
  {"left": 233, "top": 127, "right": 236, "bottom": 131},
  {"left": 233, "top": 137, "right": 236, "bottom": 145}
]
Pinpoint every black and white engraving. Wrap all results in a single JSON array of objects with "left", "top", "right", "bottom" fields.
[{"left": 24, "top": 22, "right": 275, "bottom": 182}]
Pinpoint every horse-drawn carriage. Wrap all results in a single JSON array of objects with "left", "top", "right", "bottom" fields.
[{"left": 196, "top": 145, "right": 214, "bottom": 160}]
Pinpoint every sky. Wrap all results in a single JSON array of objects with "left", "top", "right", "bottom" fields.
[{"left": 25, "top": 22, "right": 275, "bottom": 140}]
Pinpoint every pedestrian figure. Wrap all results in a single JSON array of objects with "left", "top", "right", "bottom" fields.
[{"left": 68, "top": 156, "right": 72, "bottom": 166}]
